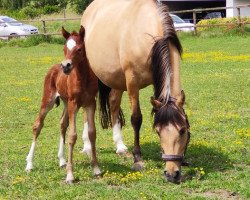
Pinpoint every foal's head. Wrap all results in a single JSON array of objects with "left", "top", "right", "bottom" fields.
[
  {"left": 151, "top": 90, "right": 190, "bottom": 184},
  {"left": 61, "top": 26, "right": 86, "bottom": 75}
]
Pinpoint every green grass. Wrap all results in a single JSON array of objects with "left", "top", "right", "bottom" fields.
[{"left": 0, "top": 35, "right": 249, "bottom": 199}]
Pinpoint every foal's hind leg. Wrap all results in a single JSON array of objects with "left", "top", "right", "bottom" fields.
[
  {"left": 58, "top": 103, "right": 68, "bottom": 168},
  {"left": 86, "top": 103, "right": 101, "bottom": 176},
  {"left": 65, "top": 100, "right": 78, "bottom": 183},
  {"left": 26, "top": 92, "right": 58, "bottom": 172},
  {"left": 109, "top": 89, "right": 128, "bottom": 154},
  {"left": 80, "top": 113, "right": 92, "bottom": 157}
]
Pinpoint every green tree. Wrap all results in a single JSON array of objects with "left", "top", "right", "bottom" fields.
[
  {"left": 69, "top": 0, "right": 92, "bottom": 14},
  {"left": 0, "top": 0, "right": 31, "bottom": 9}
]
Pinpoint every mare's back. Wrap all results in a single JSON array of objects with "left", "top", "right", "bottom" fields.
[{"left": 82, "top": 0, "right": 163, "bottom": 66}]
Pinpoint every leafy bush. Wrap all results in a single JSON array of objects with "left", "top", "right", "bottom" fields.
[
  {"left": 42, "top": 5, "right": 60, "bottom": 15},
  {"left": 197, "top": 17, "right": 250, "bottom": 31},
  {"left": 196, "top": 17, "right": 250, "bottom": 37},
  {"left": 20, "top": 6, "right": 42, "bottom": 19}
]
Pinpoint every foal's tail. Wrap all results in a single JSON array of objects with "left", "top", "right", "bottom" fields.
[{"left": 98, "top": 80, "right": 125, "bottom": 129}]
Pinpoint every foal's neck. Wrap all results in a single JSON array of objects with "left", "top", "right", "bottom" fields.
[{"left": 72, "top": 55, "right": 90, "bottom": 80}]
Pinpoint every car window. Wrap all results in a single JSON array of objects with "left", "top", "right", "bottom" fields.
[
  {"left": 2, "top": 17, "right": 22, "bottom": 26},
  {"left": 171, "top": 15, "right": 185, "bottom": 24}
]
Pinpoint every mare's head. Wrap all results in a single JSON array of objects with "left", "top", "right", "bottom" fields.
[
  {"left": 151, "top": 90, "right": 190, "bottom": 184},
  {"left": 61, "top": 26, "right": 86, "bottom": 75}
]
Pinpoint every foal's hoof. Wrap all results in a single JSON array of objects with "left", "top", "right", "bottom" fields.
[
  {"left": 93, "top": 167, "right": 102, "bottom": 178},
  {"left": 132, "top": 161, "right": 144, "bottom": 171},
  {"left": 59, "top": 159, "right": 67, "bottom": 168},
  {"left": 25, "top": 168, "right": 32, "bottom": 173},
  {"left": 25, "top": 163, "right": 33, "bottom": 172},
  {"left": 80, "top": 147, "right": 92, "bottom": 157},
  {"left": 116, "top": 145, "right": 128, "bottom": 155},
  {"left": 65, "top": 180, "right": 74, "bottom": 185},
  {"left": 65, "top": 173, "right": 74, "bottom": 184}
]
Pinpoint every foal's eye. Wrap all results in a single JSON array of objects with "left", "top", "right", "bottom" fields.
[
  {"left": 179, "top": 127, "right": 186, "bottom": 135},
  {"left": 77, "top": 48, "right": 82, "bottom": 52}
]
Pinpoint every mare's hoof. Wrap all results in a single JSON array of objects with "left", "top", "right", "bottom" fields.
[
  {"left": 94, "top": 172, "right": 103, "bottom": 179},
  {"left": 132, "top": 161, "right": 144, "bottom": 171}
]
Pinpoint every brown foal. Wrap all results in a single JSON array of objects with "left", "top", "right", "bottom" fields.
[{"left": 25, "top": 26, "right": 102, "bottom": 183}]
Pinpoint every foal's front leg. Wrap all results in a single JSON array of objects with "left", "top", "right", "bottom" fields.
[{"left": 65, "top": 100, "right": 78, "bottom": 183}]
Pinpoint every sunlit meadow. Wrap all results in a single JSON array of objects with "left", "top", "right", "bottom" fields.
[{"left": 0, "top": 35, "right": 249, "bottom": 199}]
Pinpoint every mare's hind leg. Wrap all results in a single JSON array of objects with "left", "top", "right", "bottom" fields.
[
  {"left": 58, "top": 103, "right": 68, "bottom": 168},
  {"left": 109, "top": 89, "right": 128, "bottom": 154},
  {"left": 86, "top": 103, "right": 101, "bottom": 176},
  {"left": 26, "top": 91, "right": 59, "bottom": 172},
  {"left": 125, "top": 71, "right": 143, "bottom": 171}
]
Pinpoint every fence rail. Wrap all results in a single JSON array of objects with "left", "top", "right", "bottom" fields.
[{"left": 0, "top": 4, "right": 249, "bottom": 38}]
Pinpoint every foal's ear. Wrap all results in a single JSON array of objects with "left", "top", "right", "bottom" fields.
[
  {"left": 151, "top": 97, "right": 163, "bottom": 111},
  {"left": 176, "top": 90, "right": 185, "bottom": 108},
  {"left": 62, "top": 26, "right": 70, "bottom": 39},
  {"left": 79, "top": 26, "right": 85, "bottom": 40}
]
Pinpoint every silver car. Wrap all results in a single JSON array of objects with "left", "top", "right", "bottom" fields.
[
  {"left": 170, "top": 14, "right": 194, "bottom": 32},
  {"left": 0, "top": 16, "right": 39, "bottom": 39}
]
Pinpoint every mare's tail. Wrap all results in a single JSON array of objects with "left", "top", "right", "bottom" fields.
[{"left": 98, "top": 80, "right": 125, "bottom": 129}]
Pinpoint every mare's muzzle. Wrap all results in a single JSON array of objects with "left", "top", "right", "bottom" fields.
[
  {"left": 163, "top": 170, "right": 181, "bottom": 184},
  {"left": 61, "top": 60, "right": 72, "bottom": 75},
  {"left": 162, "top": 154, "right": 183, "bottom": 184}
]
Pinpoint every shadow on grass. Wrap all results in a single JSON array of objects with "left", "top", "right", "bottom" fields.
[{"left": 141, "top": 141, "right": 233, "bottom": 172}]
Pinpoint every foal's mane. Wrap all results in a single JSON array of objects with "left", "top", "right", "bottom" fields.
[{"left": 150, "top": 2, "right": 184, "bottom": 128}]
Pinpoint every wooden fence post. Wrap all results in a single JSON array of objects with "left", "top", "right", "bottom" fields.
[
  {"left": 193, "top": 10, "right": 197, "bottom": 35},
  {"left": 237, "top": 7, "right": 241, "bottom": 28},
  {"left": 42, "top": 20, "right": 46, "bottom": 34}
]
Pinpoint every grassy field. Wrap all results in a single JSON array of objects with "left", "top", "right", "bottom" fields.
[{"left": 0, "top": 34, "right": 249, "bottom": 200}]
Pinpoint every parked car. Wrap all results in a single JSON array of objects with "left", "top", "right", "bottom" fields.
[
  {"left": 203, "top": 11, "right": 225, "bottom": 19},
  {"left": 0, "top": 16, "right": 39, "bottom": 39},
  {"left": 170, "top": 14, "right": 195, "bottom": 32}
]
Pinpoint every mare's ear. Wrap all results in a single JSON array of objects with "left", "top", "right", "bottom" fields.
[
  {"left": 176, "top": 90, "right": 185, "bottom": 108},
  {"left": 62, "top": 26, "right": 70, "bottom": 39},
  {"left": 79, "top": 26, "right": 85, "bottom": 40},
  {"left": 151, "top": 97, "right": 163, "bottom": 111}
]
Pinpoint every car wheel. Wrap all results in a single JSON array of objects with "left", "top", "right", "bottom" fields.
[{"left": 9, "top": 33, "right": 19, "bottom": 40}]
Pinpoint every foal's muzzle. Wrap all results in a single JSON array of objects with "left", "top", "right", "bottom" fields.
[{"left": 61, "top": 60, "right": 72, "bottom": 75}]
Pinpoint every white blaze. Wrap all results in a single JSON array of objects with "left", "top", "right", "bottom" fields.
[{"left": 66, "top": 39, "right": 76, "bottom": 51}]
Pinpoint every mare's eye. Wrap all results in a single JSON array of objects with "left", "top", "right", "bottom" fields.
[{"left": 179, "top": 127, "right": 186, "bottom": 135}]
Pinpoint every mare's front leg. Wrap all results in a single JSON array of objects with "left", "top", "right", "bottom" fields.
[
  {"left": 109, "top": 89, "right": 128, "bottom": 154},
  {"left": 86, "top": 103, "right": 102, "bottom": 176},
  {"left": 125, "top": 71, "right": 143, "bottom": 170},
  {"left": 65, "top": 100, "right": 78, "bottom": 183}
]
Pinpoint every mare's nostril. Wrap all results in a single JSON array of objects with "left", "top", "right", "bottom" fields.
[{"left": 173, "top": 171, "right": 180, "bottom": 179}]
